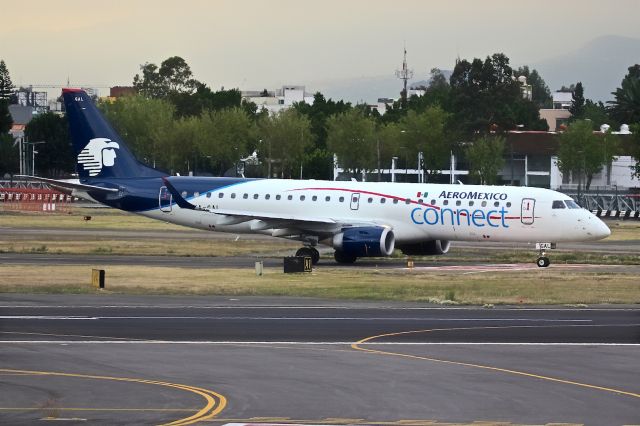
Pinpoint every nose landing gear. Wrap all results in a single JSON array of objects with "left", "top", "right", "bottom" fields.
[
  {"left": 535, "top": 242, "right": 555, "bottom": 268},
  {"left": 295, "top": 247, "right": 320, "bottom": 265}
]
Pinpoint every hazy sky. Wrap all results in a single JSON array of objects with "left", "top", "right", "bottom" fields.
[{"left": 3, "top": 0, "right": 640, "bottom": 95}]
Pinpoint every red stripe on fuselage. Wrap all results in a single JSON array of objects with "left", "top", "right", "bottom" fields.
[{"left": 289, "top": 187, "right": 536, "bottom": 221}]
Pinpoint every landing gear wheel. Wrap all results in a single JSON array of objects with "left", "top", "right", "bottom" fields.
[
  {"left": 334, "top": 250, "right": 357, "bottom": 264},
  {"left": 536, "top": 256, "right": 550, "bottom": 268},
  {"left": 296, "top": 247, "right": 320, "bottom": 265}
]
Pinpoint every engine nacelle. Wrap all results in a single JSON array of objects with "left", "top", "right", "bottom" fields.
[
  {"left": 398, "top": 240, "right": 451, "bottom": 256},
  {"left": 333, "top": 227, "right": 395, "bottom": 258}
]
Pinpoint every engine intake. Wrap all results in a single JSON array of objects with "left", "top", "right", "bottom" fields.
[
  {"left": 333, "top": 227, "right": 395, "bottom": 258},
  {"left": 398, "top": 240, "right": 450, "bottom": 256}
]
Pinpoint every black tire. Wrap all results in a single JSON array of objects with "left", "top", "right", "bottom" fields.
[
  {"left": 536, "top": 256, "right": 550, "bottom": 268},
  {"left": 334, "top": 250, "right": 357, "bottom": 264},
  {"left": 310, "top": 247, "right": 320, "bottom": 265}
]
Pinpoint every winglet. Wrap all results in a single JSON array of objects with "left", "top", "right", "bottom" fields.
[{"left": 161, "top": 177, "right": 197, "bottom": 210}]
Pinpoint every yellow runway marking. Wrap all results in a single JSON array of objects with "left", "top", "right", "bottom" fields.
[
  {"left": 0, "top": 369, "right": 227, "bottom": 425},
  {"left": 351, "top": 326, "right": 640, "bottom": 399}
]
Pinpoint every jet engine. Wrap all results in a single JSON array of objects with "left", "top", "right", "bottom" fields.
[
  {"left": 398, "top": 240, "right": 451, "bottom": 256},
  {"left": 332, "top": 226, "right": 395, "bottom": 258}
]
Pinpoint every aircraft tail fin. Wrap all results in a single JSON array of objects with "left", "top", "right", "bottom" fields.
[{"left": 62, "top": 89, "right": 164, "bottom": 180}]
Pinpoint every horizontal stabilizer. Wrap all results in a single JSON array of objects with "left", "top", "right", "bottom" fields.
[{"left": 15, "top": 175, "right": 119, "bottom": 193}]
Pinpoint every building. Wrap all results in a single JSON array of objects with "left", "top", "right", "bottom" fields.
[
  {"left": 539, "top": 91, "right": 572, "bottom": 131},
  {"left": 242, "top": 85, "right": 314, "bottom": 114}
]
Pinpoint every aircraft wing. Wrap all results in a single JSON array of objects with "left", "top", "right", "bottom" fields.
[{"left": 160, "top": 177, "right": 384, "bottom": 236}]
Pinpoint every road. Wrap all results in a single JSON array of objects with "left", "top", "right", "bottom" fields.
[{"left": 1, "top": 294, "right": 638, "bottom": 425}]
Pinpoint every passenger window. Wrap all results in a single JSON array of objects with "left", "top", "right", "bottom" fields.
[
  {"left": 380, "top": 198, "right": 386, "bottom": 204},
  {"left": 253, "top": 194, "right": 259, "bottom": 199},
  {"left": 443, "top": 200, "right": 448, "bottom": 206},
  {"left": 506, "top": 202, "right": 511, "bottom": 207},
  {"left": 393, "top": 199, "right": 399, "bottom": 204},
  {"left": 456, "top": 200, "right": 461, "bottom": 206},
  {"left": 325, "top": 196, "right": 330, "bottom": 202},
  {"left": 418, "top": 199, "right": 423, "bottom": 204},
  {"left": 481, "top": 201, "right": 487, "bottom": 207},
  {"left": 431, "top": 199, "right": 436, "bottom": 205},
  {"left": 218, "top": 193, "right": 224, "bottom": 198},
  {"left": 339, "top": 196, "right": 344, "bottom": 202},
  {"left": 405, "top": 198, "right": 411, "bottom": 204},
  {"left": 469, "top": 201, "right": 474, "bottom": 206},
  {"left": 231, "top": 193, "right": 236, "bottom": 199},
  {"left": 367, "top": 197, "right": 373, "bottom": 203},
  {"left": 276, "top": 195, "right": 281, "bottom": 200},
  {"left": 243, "top": 193, "right": 248, "bottom": 199},
  {"left": 265, "top": 194, "right": 270, "bottom": 200},
  {"left": 194, "top": 192, "right": 200, "bottom": 197},
  {"left": 287, "top": 195, "right": 293, "bottom": 200},
  {"left": 181, "top": 191, "right": 188, "bottom": 198},
  {"left": 552, "top": 200, "right": 566, "bottom": 209},
  {"left": 494, "top": 201, "right": 499, "bottom": 207},
  {"left": 206, "top": 193, "right": 212, "bottom": 198},
  {"left": 300, "top": 195, "right": 306, "bottom": 201},
  {"left": 312, "top": 195, "right": 318, "bottom": 201}
]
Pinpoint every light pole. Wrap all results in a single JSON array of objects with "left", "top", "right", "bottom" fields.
[{"left": 24, "top": 141, "right": 45, "bottom": 176}]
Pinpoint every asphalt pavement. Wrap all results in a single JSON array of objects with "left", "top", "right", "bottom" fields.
[{"left": 1, "top": 294, "right": 638, "bottom": 425}]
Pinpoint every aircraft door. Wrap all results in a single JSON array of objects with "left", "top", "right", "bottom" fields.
[
  {"left": 159, "top": 186, "right": 172, "bottom": 212},
  {"left": 521, "top": 198, "right": 535, "bottom": 225},
  {"left": 350, "top": 193, "right": 360, "bottom": 210}
]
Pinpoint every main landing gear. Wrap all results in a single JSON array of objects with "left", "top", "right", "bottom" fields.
[
  {"left": 535, "top": 242, "right": 555, "bottom": 268},
  {"left": 296, "top": 247, "right": 320, "bottom": 265}
]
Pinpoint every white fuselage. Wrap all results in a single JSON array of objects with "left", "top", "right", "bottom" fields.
[{"left": 141, "top": 179, "right": 611, "bottom": 245}]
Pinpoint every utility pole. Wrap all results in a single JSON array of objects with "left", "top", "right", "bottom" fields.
[{"left": 395, "top": 46, "right": 413, "bottom": 109}]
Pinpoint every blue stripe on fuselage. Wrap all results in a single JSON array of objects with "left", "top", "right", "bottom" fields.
[{"left": 86, "top": 176, "right": 260, "bottom": 212}]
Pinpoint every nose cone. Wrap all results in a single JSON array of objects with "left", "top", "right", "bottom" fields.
[{"left": 589, "top": 217, "right": 611, "bottom": 240}]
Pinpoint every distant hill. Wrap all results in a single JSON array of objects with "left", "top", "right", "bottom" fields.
[
  {"left": 530, "top": 35, "right": 640, "bottom": 102},
  {"left": 309, "top": 36, "right": 639, "bottom": 104},
  {"left": 309, "top": 71, "right": 452, "bottom": 105}
]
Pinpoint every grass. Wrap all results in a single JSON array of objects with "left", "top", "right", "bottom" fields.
[
  {"left": 0, "top": 264, "right": 638, "bottom": 304},
  {"left": 0, "top": 238, "right": 298, "bottom": 257}
]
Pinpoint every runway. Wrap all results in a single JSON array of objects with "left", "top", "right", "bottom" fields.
[{"left": 1, "top": 294, "right": 638, "bottom": 425}]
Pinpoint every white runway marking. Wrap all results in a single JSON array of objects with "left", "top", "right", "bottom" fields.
[
  {"left": 1, "top": 340, "right": 638, "bottom": 346},
  {"left": 0, "top": 316, "right": 593, "bottom": 322},
  {"left": 1, "top": 305, "right": 636, "bottom": 311},
  {"left": 0, "top": 316, "right": 96, "bottom": 320}
]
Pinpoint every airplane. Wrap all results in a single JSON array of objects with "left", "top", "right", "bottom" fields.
[{"left": 22, "top": 89, "right": 611, "bottom": 267}]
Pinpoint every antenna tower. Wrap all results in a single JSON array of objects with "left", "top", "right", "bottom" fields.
[{"left": 395, "top": 47, "right": 414, "bottom": 107}]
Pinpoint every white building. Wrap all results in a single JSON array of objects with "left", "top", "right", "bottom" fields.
[{"left": 242, "top": 85, "right": 314, "bottom": 114}]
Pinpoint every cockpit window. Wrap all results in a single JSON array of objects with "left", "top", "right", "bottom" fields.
[
  {"left": 565, "top": 200, "right": 580, "bottom": 209},
  {"left": 552, "top": 200, "right": 566, "bottom": 209}
]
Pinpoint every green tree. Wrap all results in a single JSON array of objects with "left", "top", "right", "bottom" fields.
[
  {"left": 170, "top": 83, "right": 242, "bottom": 117},
  {"left": 326, "top": 109, "right": 377, "bottom": 176},
  {"left": 397, "top": 107, "right": 450, "bottom": 178},
  {"left": 557, "top": 120, "right": 617, "bottom": 191},
  {"left": 0, "top": 60, "right": 14, "bottom": 101},
  {"left": 24, "top": 113, "right": 74, "bottom": 177},
  {"left": 259, "top": 109, "right": 312, "bottom": 178},
  {"left": 133, "top": 56, "right": 198, "bottom": 98},
  {"left": 0, "top": 99, "right": 12, "bottom": 132},
  {"left": 465, "top": 135, "right": 505, "bottom": 185},
  {"left": 0, "top": 99, "right": 17, "bottom": 175},
  {"left": 294, "top": 92, "right": 351, "bottom": 179},
  {"left": 195, "top": 108, "right": 256, "bottom": 175},
  {"left": 582, "top": 100, "right": 615, "bottom": 130},
  {"left": 514, "top": 66, "right": 552, "bottom": 108},
  {"left": 449, "top": 53, "right": 540, "bottom": 134},
  {"left": 631, "top": 123, "right": 640, "bottom": 179},
  {"left": 608, "top": 64, "right": 640, "bottom": 125},
  {"left": 99, "top": 95, "right": 176, "bottom": 170},
  {"left": 569, "top": 82, "right": 585, "bottom": 118}
]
